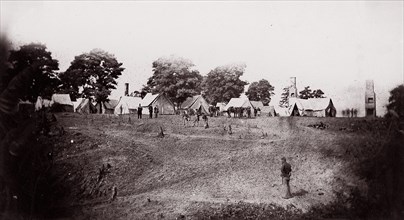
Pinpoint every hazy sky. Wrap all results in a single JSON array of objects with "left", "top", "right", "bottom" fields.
[{"left": 1, "top": 1, "right": 403, "bottom": 116}]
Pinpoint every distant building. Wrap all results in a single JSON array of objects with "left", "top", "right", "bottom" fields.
[
  {"left": 365, "top": 80, "right": 376, "bottom": 117},
  {"left": 289, "top": 77, "right": 298, "bottom": 98}
]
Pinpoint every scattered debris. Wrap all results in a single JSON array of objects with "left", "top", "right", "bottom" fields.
[
  {"left": 176, "top": 214, "right": 185, "bottom": 220},
  {"left": 228, "top": 125, "right": 233, "bottom": 135},
  {"left": 308, "top": 122, "right": 329, "bottom": 130},
  {"left": 157, "top": 126, "right": 165, "bottom": 138}
]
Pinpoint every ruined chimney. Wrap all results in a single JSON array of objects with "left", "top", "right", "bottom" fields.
[
  {"left": 365, "top": 80, "right": 376, "bottom": 117},
  {"left": 289, "top": 77, "right": 298, "bottom": 98},
  {"left": 124, "top": 83, "right": 129, "bottom": 96}
]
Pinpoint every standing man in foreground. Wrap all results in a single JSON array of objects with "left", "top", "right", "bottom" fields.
[
  {"left": 137, "top": 104, "right": 143, "bottom": 119},
  {"left": 281, "top": 157, "right": 293, "bottom": 199},
  {"left": 154, "top": 105, "right": 159, "bottom": 118},
  {"left": 148, "top": 105, "right": 153, "bottom": 119}
]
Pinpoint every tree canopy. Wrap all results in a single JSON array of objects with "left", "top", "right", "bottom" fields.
[
  {"left": 202, "top": 63, "right": 248, "bottom": 104},
  {"left": 142, "top": 55, "right": 203, "bottom": 105},
  {"left": 299, "top": 86, "right": 325, "bottom": 99},
  {"left": 59, "top": 49, "right": 124, "bottom": 103},
  {"left": 2, "top": 43, "right": 59, "bottom": 102},
  {"left": 279, "top": 87, "right": 290, "bottom": 108},
  {"left": 245, "top": 79, "right": 274, "bottom": 106},
  {"left": 386, "top": 85, "right": 404, "bottom": 118}
]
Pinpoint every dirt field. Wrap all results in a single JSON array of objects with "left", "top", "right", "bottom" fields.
[{"left": 30, "top": 113, "right": 403, "bottom": 219}]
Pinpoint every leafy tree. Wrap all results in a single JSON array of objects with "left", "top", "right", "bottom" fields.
[
  {"left": 202, "top": 63, "right": 248, "bottom": 104},
  {"left": 59, "top": 49, "right": 124, "bottom": 109},
  {"left": 298, "top": 86, "right": 313, "bottom": 99},
  {"left": 0, "top": 34, "right": 11, "bottom": 93},
  {"left": 2, "top": 43, "right": 59, "bottom": 102},
  {"left": 312, "top": 89, "right": 325, "bottom": 98},
  {"left": 142, "top": 55, "right": 203, "bottom": 106},
  {"left": 299, "top": 86, "right": 326, "bottom": 99},
  {"left": 245, "top": 79, "right": 274, "bottom": 106},
  {"left": 279, "top": 87, "right": 290, "bottom": 108},
  {"left": 386, "top": 85, "right": 404, "bottom": 118},
  {"left": 130, "top": 90, "right": 142, "bottom": 97}
]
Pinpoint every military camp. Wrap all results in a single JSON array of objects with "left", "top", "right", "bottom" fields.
[{"left": 1, "top": 1, "right": 402, "bottom": 220}]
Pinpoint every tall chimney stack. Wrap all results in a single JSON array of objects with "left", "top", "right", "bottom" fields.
[
  {"left": 289, "top": 77, "right": 298, "bottom": 98},
  {"left": 124, "top": 83, "right": 129, "bottom": 96},
  {"left": 365, "top": 80, "right": 376, "bottom": 117}
]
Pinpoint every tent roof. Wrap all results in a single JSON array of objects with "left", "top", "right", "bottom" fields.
[
  {"left": 104, "top": 99, "right": 119, "bottom": 109},
  {"left": 224, "top": 98, "right": 253, "bottom": 110},
  {"left": 140, "top": 93, "right": 159, "bottom": 106},
  {"left": 75, "top": 98, "right": 94, "bottom": 112},
  {"left": 180, "top": 95, "right": 206, "bottom": 108},
  {"left": 216, "top": 102, "right": 227, "bottom": 111},
  {"left": 289, "top": 98, "right": 333, "bottom": 112},
  {"left": 51, "top": 94, "right": 73, "bottom": 106},
  {"left": 250, "top": 101, "right": 264, "bottom": 109},
  {"left": 118, "top": 96, "right": 142, "bottom": 109},
  {"left": 180, "top": 95, "right": 210, "bottom": 113},
  {"left": 274, "top": 106, "right": 289, "bottom": 116},
  {"left": 216, "top": 102, "right": 227, "bottom": 107},
  {"left": 181, "top": 95, "right": 198, "bottom": 109}
]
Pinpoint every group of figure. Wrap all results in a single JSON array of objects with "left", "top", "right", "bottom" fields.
[
  {"left": 182, "top": 108, "right": 209, "bottom": 128},
  {"left": 137, "top": 104, "right": 159, "bottom": 119},
  {"left": 226, "top": 107, "right": 261, "bottom": 118}
]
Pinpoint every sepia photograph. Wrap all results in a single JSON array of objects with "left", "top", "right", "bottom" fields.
[{"left": 0, "top": 0, "right": 403, "bottom": 219}]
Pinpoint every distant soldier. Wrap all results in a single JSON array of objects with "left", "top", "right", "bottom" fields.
[
  {"left": 148, "top": 105, "right": 153, "bottom": 118},
  {"left": 137, "top": 104, "right": 143, "bottom": 119},
  {"left": 194, "top": 108, "right": 201, "bottom": 127},
  {"left": 257, "top": 107, "right": 261, "bottom": 117},
  {"left": 154, "top": 106, "right": 159, "bottom": 118},
  {"left": 281, "top": 157, "right": 293, "bottom": 199},
  {"left": 182, "top": 111, "right": 191, "bottom": 126},
  {"left": 202, "top": 113, "right": 209, "bottom": 128},
  {"left": 254, "top": 108, "right": 258, "bottom": 117},
  {"left": 247, "top": 107, "right": 251, "bottom": 118},
  {"left": 239, "top": 108, "right": 244, "bottom": 118}
]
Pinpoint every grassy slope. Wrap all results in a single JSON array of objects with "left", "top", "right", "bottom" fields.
[{"left": 45, "top": 113, "right": 401, "bottom": 219}]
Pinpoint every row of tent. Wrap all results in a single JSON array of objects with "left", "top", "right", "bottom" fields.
[
  {"left": 35, "top": 93, "right": 177, "bottom": 115},
  {"left": 33, "top": 93, "right": 336, "bottom": 117},
  {"left": 217, "top": 97, "right": 336, "bottom": 117}
]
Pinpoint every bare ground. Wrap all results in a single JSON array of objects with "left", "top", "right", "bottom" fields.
[{"left": 24, "top": 113, "right": 404, "bottom": 219}]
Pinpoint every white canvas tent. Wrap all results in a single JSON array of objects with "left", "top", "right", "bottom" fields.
[
  {"left": 274, "top": 106, "right": 289, "bottom": 116},
  {"left": 75, "top": 98, "right": 96, "bottom": 114},
  {"left": 72, "top": 98, "right": 83, "bottom": 112},
  {"left": 223, "top": 98, "right": 253, "bottom": 111},
  {"left": 261, "top": 106, "right": 276, "bottom": 116},
  {"left": 216, "top": 102, "right": 227, "bottom": 112},
  {"left": 50, "top": 94, "right": 74, "bottom": 112},
  {"left": 250, "top": 101, "right": 264, "bottom": 110},
  {"left": 180, "top": 95, "right": 210, "bottom": 114},
  {"left": 95, "top": 99, "right": 119, "bottom": 114},
  {"left": 114, "top": 96, "right": 142, "bottom": 114},
  {"left": 288, "top": 97, "right": 336, "bottom": 117},
  {"left": 140, "top": 93, "right": 175, "bottom": 115},
  {"left": 35, "top": 96, "right": 52, "bottom": 111}
]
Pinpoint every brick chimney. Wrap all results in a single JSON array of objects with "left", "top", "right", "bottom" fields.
[
  {"left": 125, "top": 83, "right": 129, "bottom": 96},
  {"left": 289, "top": 77, "right": 298, "bottom": 98}
]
